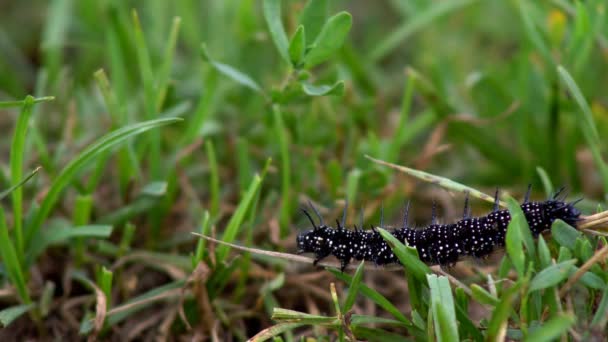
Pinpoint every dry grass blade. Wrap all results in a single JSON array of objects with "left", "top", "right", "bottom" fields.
[
  {"left": 104, "top": 288, "right": 182, "bottom": 317},
  {"left": 191, "top": 232, "right": 401, "bottom": 271},
  {"left": 86, "top": 283, "right": 107, "bottom": 342},
  {"left": 192, "top": 233, "right": 473, "bottom": 295},
  {"left": 365, "top": 155, "right": 507, "bottom": 207},
  {"left": 578, "top": 210, "right": 608, "bottom": 231},
  {"left": 559, "top": 244, "right": 608, "bottom": 298}
]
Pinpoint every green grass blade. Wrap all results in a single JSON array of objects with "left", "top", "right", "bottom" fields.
[
  {"left": 24, "top": 118, "right": 181, "bottom": 249},
  {"left": 485, "top": 281, "right": 521, "bottom": 341},
  {"left": 370, "top": 0, "right": 476, "bottom": 62},
  {"left": 0, "top": 96, "right": 54, "bottom": 109},
  {"left": 10, "top": 95, "right": 36, "bottom": 256},
  {"left": 205, "top": 140, "right": 220, "bottom": 218},
  {"left": 27, "top": 225, "right": 113, "bottom": 265},
  {"left": 272, "top": 105, "right": 291, "bottom": 237},
  {"left": 216, "top": 174, "right": 263, "bottom": 262},
  {"left": 366, "top": 155, "right": 506, "bottom": 207},
  {"left": 507, "top": 197, "right": 536, "bottom": 260},
  {"left": 328, "top": 269, "right": 413, "bottom": 326},
  {"left": 155, "top": 16, "right": 181, "bottom": 110},
  {"left": 557, "top": 65, "right": 608, "bottom": 194},
  {"left": 377, "top": 227, "right": 432, "bottom": 280},
  {"left": 0, "top": 167, "right": 41, "bottom": 201},
  {"left": 342, "top": 261, "right": 365, "bottom": 313},
  {"left": 0, "top": 208, "right": 31, "bottom": 304},
  {"left": 0, "top": 303, "right": 36, "bottom": 327},
  {"left": 427, "top": 274, "right": 459, "bottom": 342}
]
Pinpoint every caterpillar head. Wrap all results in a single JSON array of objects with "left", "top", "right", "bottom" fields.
[
  {"left": 542, "top": 199, "right": 582, "bottom": 227},
  {"left": 297, "top": 226, "right": 331, "bottom": 255}
]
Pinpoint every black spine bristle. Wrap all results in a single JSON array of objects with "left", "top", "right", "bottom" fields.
[
  {"left": 493, "top": 188, "right": 500, "bottom": 212},
  {"left": 524, "top": 184, "right": 532, "bottom": 203},
  {"left": 463, "top": 191, "right": 471, "bottom": 219}
]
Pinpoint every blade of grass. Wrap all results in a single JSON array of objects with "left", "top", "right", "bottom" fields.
[
  {"left": 506, "top": 197, "right": 536, "bottom": 261},
  {"left": 485, "top": 281, "right": 522, "bottom": 341},
  {"left": 377, "top": 227, "right": 432, "bottom": 280},
  {"left": 272, "top": 105, "right": 291, "bottom": 237},
  {"left": 205, "top": 140, "right": 220, "bottom": 218},
  {"left": 366, "top": 155, "right": 506, "bottom": 207},
  {"left": 0, "top": 303, "right": 36, "bottom": 327},
  {"left": 0, "top": 208, "right": 31, "bottom": 304},
  {"left": 370, "top": 0, "right": 476, "bottom": 62},
  {"left": 427, "top": 275, "right": 459, "bottom": 342},
  {"left": 557, "top": 65, "right": 608, "bottom": 194},
  {"left": 0, "top": 167, "right": 41, "bottom": 201},
  {"left": 328, "top": 269, "right": 413, "bottom": 326},
  {"left": 0, "top": 96, "right": 55, "bottom": 108},
  {"left": 24, "top": 118, "right": 181, "bottom": 250},
  {"left": 216, "top": 174, "right": 263, "bottom": 261},
  {"left": 155, "top": 17, "right": 181, "bottom": 110},
  {"left": 10, "top": 96, "right": 38, "bottom": 256},
  {"left": 342, "top": 261, "right": 365, "bottom": 312}
]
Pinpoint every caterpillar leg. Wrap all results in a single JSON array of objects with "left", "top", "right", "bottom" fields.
[{"left": 340, "top": 257, "right": 351, "bottom": 272}]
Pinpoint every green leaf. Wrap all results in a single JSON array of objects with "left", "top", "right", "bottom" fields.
[
  {"left": 528, "top": 259, "right": 577, "bottom": 292},
  {"left": 377, "top": 227, "right": 432, "bottom": 280},
  {"left": 343, "top": 261, "right": 365, "bottom": 313},
  {"left": 526, "top": 314, "right": 576, "bottom": 342},
  {"left": 301, "top": 81, "right": 344, "bottom": 96},
  {"left": 427, "top": 275, "right": 459, "bottom": 342},
  {"left": 574, "top": 268, "right": 606, "bottom": 290},
  {"left": 0, "top": 303, "right": 35, "bottom": 327},
  {"left": 288, "top": 25, "right": 306, "bottom": 67},
  {"left": 24, "top": 118, "right": 181, "bottom": 250},
  {"left": 552, "top": 219, "right": 582, "bottom": 250},
  {"left": 200, "top": 44, "right": 263, "bottom": 93},
  {"left": 304, "top": 12, "right": 352, "bottom": 68},
  {"left": 299, "top": 0, "right": 328, "bottom": 43},
  {"left": 263, "top": 0, "right": 290, "bottom": 63}
]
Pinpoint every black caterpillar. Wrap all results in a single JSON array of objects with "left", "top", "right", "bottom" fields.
[{"left": 297, "top": 187, "right": 582, "bottom": 271}]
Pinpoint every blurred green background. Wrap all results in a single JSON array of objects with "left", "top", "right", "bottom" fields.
[{"left": 0, "top": 0, "right": 607, "bottom": 339}]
